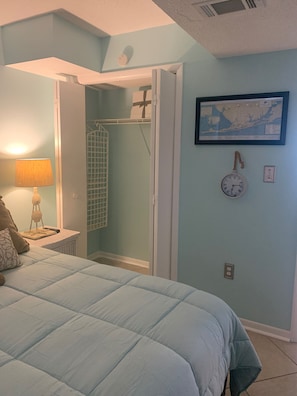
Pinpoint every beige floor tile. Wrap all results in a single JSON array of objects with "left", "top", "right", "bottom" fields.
[
  {"left": 247, "top": 373, "right": 297, "bottom": 396},
  {"left": 247, "top": 332, "right": 297, "bottom": 380},
  {"left": 269, "top": 338, "right": 297, "bottom": 365}
]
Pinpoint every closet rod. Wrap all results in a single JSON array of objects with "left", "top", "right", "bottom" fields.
[{"left": 89, "top": 118, "right": 151, "bottom": 126}]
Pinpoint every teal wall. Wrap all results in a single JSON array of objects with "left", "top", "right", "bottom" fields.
[
  {"left": 1, "top": 17, "right": 297, "bottom": 331},
  {"left": 178, "top": 51, "right": 297, "bottom": 330},
  {"left": 0, "top": 29, "right": 56, "bottom": 230},
  {"left": 100, "top": 25, "right": 191, "bottom": 72},
  {"left": 98, "top": 122, "right": 150, "bottom": 261},
  {"left": 86, "top": 88, "right": 150, "bottom": 261}
]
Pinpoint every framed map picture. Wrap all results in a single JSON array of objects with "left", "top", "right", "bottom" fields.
[{"left": 195, "top": 92, "right": 289, "bottom": 145}]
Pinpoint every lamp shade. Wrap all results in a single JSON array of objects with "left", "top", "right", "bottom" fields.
[{"left": 15, "top": 159, "right": 54, "bottom": 187}]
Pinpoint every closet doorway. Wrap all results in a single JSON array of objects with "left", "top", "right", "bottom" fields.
[{"left": 87, "top": 66, "right": 182, "bottom": 280}]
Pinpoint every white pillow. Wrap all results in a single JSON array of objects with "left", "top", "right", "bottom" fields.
[{"left": 0, "top": 228, "right": 22, "bottom": 271}]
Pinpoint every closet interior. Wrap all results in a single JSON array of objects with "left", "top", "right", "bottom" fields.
[{"left": 86, "top": 85, "right": 152, "bottom": 272}]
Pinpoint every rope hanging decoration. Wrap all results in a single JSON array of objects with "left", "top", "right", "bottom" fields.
[{"left": 233, "top": 151, "right": 244, "bottom": 171}]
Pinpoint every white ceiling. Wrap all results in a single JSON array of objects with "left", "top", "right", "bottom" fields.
[
  {"left": 153, "top": 0, "right": 297, "bottom": 58},
  {"left": 1, "top": 0, "right": 297, "bottom": 87}
]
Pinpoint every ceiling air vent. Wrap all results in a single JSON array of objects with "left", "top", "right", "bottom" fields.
[{"left": 192, "top": 0, "right": 266, "bottom": 17}]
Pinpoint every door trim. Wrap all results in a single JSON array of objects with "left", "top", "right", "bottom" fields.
[
  {"left": 290, "top": 255, "right": 297, "bottom": 341},
  {"left": 150, "top": 64, "right": 182, "bottom": 280},
  {"left": 170, "top": 64, "right": 183, "bottom": 281}
]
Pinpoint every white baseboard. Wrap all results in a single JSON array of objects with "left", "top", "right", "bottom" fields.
[
  {"left": 241, "top": 318, "right": 291, "bottom": 342},
  {"left": 88, "top": 250, "right": 149, "bottom": 269}
]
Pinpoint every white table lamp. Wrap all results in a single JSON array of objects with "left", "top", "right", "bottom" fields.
[{"left": 15, "top": 158, "right": 56, "bottom": 239}]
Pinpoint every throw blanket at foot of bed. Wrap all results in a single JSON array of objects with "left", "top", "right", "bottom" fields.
[{"left": 0, "top": 246, "right": 261, "bottom": 396}]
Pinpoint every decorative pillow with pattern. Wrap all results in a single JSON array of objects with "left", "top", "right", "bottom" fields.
[
  {"left": 0, "top": 228, "right": 22, "bottom": 271},
  {"left": 0, "top": 196, "right": 30, "bottom": 254}
]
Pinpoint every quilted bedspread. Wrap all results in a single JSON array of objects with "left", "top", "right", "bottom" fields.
[{"left": 0, "top": 246, "right": 261, "bottom": 396}]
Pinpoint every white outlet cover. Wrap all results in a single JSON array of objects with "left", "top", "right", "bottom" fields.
[{"left": 263, "top": 166, "right": 276, "bottom": 183}]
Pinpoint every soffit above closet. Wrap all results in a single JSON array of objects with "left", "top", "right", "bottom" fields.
[
  {"left": 2, "top": 0, "right": 297, "bottom": 87},
  {"left": 0, "top": 1, "right": 174, "bottom": 89},
  {"left": 0, "top": 1, "right": 174, "bottom": 36}
]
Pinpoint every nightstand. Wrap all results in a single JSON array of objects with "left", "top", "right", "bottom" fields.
[{"left": 26, "top": 229, "right": 80, "bottom": 256}]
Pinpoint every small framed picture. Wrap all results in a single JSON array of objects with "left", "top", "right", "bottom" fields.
[{"left": 195, "top": 92, "right": 289, "bottom": 145}]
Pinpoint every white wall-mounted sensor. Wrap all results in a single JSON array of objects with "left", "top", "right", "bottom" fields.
[{"left": 118, "top": 53, "right": 128, "bottom": 66}]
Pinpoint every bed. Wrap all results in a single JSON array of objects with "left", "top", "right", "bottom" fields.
[{"left": 0, "top": 246, "right": 261, "bottom": 396}]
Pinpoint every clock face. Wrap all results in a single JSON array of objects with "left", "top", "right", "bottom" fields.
[{"left": 221, "top": 172, "right": 247, "bottom": 198}]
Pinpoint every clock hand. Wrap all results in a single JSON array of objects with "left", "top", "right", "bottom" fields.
[{"left": 231, "top": 184, "right": 241, "bottom": 195}]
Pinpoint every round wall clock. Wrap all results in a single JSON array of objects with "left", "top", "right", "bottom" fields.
[
  {"left": 221, "top": 151, "right": 247, "bottom": 199},
  {"left": 221, "top": 171, "right": 247, "bottom": 199}
]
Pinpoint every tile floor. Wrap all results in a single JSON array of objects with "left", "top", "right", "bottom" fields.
[
  {"left": 94, "top": 257, "right": 297, "bottom": 395},
  {"left": 226, "top": 331, "right": 297, "bottom": 396}
]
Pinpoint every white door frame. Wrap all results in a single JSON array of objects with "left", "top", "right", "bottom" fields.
[
  {"left": 150, "top": 69, "right": 176, "bottom": 280},
  {"left": 290, "top": 257, "right": 297, "bottom": 341},
  {"left": 55, "top": 64, "right": 182, "bottom": 277},
  {"left": 149, "top": 65, "right": 182, "bottom": 281},
  {"left": 170, "top": 64, "right": 182, "bottom": 281}
]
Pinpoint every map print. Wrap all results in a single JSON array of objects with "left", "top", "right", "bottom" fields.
[{"left": 199, "top": 97, "right": 284, "bottom": 141}]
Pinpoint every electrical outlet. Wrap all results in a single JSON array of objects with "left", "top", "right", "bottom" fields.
[
  {"left": 263, "top": 165, "right": 276, "bottom": 183},
  {"left": 224, "top": 263, "right": 234, "bottom": 280}
]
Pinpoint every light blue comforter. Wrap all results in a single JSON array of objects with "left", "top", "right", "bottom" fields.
[{"left": 0, "top": 246, "right": 261, "bottom": 396}]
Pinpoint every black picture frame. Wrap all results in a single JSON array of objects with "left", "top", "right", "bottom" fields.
[{"left": 195, "top": 91, "right": 289, "bottom": 145}]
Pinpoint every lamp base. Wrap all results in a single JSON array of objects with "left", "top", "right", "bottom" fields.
[{"left": 20, "top": 228, "right": 57, "bottom": 240}]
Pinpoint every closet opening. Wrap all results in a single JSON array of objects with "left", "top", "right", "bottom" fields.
[
  {"left": 86, "top": 87, "right": 151, "bottom": 275},
  {"left": 85, "top": 65, "right": 182, "bottom": 280}
]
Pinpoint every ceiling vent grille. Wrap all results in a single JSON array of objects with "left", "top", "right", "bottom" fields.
[{"left": 192, "top": 0, "right": 266, "bottom": 17}]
